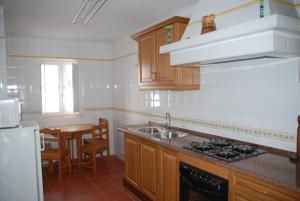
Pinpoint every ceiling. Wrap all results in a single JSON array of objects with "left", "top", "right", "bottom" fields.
[{"left": 0, "top": 0, "right": 198, "bottom": 42}]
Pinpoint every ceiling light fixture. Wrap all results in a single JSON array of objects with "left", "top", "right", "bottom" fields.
[{"left": 72, "top": 0, "right": 108, "bottom": 25}]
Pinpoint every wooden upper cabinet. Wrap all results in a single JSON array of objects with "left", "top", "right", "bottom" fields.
[
  {"left": 156, "top": 26, "right": 177, "bottom": 85},
  {"left": 132, "top": 16, "right": 200, "bottom": 90},
  {"left": 139, "top": 32, "right": 157, "bottom": 83}
]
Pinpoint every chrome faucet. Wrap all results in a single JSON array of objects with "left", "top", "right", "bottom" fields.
[{"left": 165, "top": 112, "right": 171, "bottom": 130}]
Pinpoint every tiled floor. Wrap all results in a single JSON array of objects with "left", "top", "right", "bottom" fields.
[{"left": 43, "top": 156, "right": 140, "bottom": 201}]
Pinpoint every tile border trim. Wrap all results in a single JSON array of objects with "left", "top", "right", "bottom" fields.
[
  {"left": 112, "top": 52, "right": 138, "bottom": 61},
  {"left": 7, "top": 51, "right": 138, "bottom": 62},
  {"left": 7, "top": 54, "right": 112, "bottom": 62}
]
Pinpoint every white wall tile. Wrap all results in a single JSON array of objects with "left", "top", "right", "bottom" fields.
[
  {"left": 0, "top": 7, "right": 5, "bottom": 37},
  {"left": 7, "top": 37, "right": 113, "bottom": 59},
  {"left": 274, "top": 85, "right": 300, "bottom": 109},
  {"left": 0, "top": 7, "right": 7, "bottom": 98}
]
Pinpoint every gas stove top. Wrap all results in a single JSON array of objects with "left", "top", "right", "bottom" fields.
[{"left": 183, "top": 139, "right": 266, "bottom": 162}]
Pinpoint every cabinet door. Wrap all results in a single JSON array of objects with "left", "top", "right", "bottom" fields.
[
  {"left": 156, "top": 26, "right": 177, "bottom": 84},
  {"left": 160, "top": 147, "right": 179, "bottom": 201},
  {"left": 177, "top": 66, "right": 200, "bottom": 86},
  {"left": 139, "top": 32, "right": 157, "bottom": 84},
  {"left": 124, "top": 133, "right": 140, "bottom": 190},
  {"left": 140, "top": 140, "right": 159, "bottom": 201}
]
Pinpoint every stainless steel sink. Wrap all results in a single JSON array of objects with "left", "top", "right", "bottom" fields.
[
  {"left": 128, "top": 125, "right": 188, "bottom": 140},
  {"left": 152, "top": 130, "right": 188, "bottom": 140},
  {"left": 138, "top": 127, "right": 162, "bottom": 134},
  {"left": 128, "top": 126, "right": 165, "bottom": 135}
]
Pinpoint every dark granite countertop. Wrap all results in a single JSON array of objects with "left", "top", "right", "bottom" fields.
[{"left": 119, "top": 125, "right": 300, "bottom": 193}]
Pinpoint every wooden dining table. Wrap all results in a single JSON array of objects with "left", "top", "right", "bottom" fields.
[{"left": 48, "top": 124, "right": 93, "bottom": 169}]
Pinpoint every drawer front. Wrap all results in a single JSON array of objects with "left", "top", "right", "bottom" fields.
[
  {"left": 230, "top": 172, "right": 298, "bottom": 201},
  {"left": 229, "top": 187, "right": 268, "bottom": 201}
]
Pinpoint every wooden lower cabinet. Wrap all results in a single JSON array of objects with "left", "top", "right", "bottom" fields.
[
  {"left": 140, "top": 140, "right": 160, "bottom": 201},
  {"left": 160, "top": 147, "right": 179, "bottom": 201},
  {"left": 124, "top": 133, "right": 140, "bottom": 190},
  {"left": 124, "top": 133, "right": 179, "bottom": 201}
]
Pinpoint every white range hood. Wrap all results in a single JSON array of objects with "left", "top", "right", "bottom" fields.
[{"left": 160, "top": 14, "right": 300, "bottom": 65}]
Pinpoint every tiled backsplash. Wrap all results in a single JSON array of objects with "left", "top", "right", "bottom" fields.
[
  {"left": 0, "top": 7, "right": 7, "bottom": 98},
  {"left": 112, "top": 36, "right": 300, "bottom": 153}
]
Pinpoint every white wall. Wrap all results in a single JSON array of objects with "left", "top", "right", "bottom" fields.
[
  {"left": 6, "top": 37, "right": 116, "bottom": 153},
  {"left": 111, "top": 1, "right": 300, "bottom": 156},
  {"left": 0, "top": 7, "right": 7, "bottom": 98}
]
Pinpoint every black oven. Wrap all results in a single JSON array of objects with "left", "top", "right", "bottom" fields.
[{"left": 179, "top": 162, "right": 228, "bottom": 201}]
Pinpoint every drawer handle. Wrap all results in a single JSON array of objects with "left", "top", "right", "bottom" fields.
[
  {"left": 248, "top": 185, "right": 268, "bottom": 195},
  {"left": 151, "top": 72, "right": 157, "bottom": 80}
]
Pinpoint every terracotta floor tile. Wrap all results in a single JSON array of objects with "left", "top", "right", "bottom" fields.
[
  {"left": 43, "top": 156, "right": 140, "bottom": 201},
  {"left": 95, "top": 182, "right": 121, "bottom": 193},
  {"left": 74, "top": 185, "right": 98, "bottom": 195},
  {"left": 79, "top": 192, "right": 107, "bottom": 201},
  {"left": 92, "top": 179, "right": 114, "bottom": 188},
  {"left": 70, "top": 181, "right": 91, "bottom": 188},
  {"left": 88, "top": 174, "right": 109, "bottom": 181},
  {"left": 45, "top": 191, "right": 79, "bottom": 201},
  {"left": 101, "top": 189, "right": 131, "bottom": 201},
  {"left": 118, "top": 199, "right": 136, "bottom": 201},
  {"left": 67, "top": 175, "right": 89, "bottom": 184}
]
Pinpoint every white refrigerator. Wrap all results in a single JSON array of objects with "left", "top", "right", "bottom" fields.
[{"left": 0, "top": 121, "right": 44, "bottom": 201}]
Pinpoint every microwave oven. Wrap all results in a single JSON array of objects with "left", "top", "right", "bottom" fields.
[{"left": 0, "top": 98, "right": 21, "bottom": 128}]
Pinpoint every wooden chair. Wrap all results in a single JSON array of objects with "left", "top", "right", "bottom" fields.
[
  {"left": 40, "top": 128, "right": 71, "bottom": 180},
  {"left": 79, "top": 118, "right": 110, "bottom": 173}
]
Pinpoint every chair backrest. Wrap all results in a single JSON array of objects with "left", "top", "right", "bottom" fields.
[
  {"left": 98, "top": 118, "right": 109, "bottom": 141},
  {"left": 40, "top": 128, "right": 68, "bottom": 157},
  {"left": 89, "top": 119, "right": 109, "bottom": 150}
]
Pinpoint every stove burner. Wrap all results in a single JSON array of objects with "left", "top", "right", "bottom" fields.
[
  {"left": 183, "top": 139, "right": 266, "bottom": 162},
  {"left": 232, "top": 144, "right": 256, "bottom": 154},
  {"left": 190, "top": 141, "right": 214, "bottom": 152},
  {"left": 190, "top": 142, "right": 200, "bottom": 147},
  {"left": 216, "top": 150, "right": 239, "bottom": 159},
  {"left": 210, "top": 139, "right": 232, "bottom": 147}
]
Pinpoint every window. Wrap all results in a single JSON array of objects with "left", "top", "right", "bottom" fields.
[{"left": 41, "top": 61, "right": 79, "bottom": 115}]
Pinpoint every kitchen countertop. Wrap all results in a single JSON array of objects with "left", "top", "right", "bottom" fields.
[{"left": 119, "top": 125, "right": 300, "bottom": 193}]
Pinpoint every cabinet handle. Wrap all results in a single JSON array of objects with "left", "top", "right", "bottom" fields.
[
  {"left": 248, "top": 185, "right": 268, "bottom": 195},
  {"left": 40, "top": 133, "right": 45, "bottom": 151},
  {"left": 151, "top": 72, "right": 157, "bottom": 80}
]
